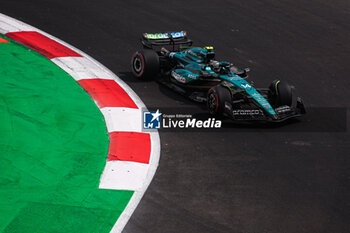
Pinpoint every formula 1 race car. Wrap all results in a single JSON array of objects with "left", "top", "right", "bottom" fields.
[{"left": 131, "top": 31, "right": 306, "bottom": 122}]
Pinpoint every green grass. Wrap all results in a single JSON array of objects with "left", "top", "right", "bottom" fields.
[{"left": 0, "top": 34, "right": 133, "bottom": 232}]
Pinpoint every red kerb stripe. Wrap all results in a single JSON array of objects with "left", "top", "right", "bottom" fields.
[
  {"left": 108, "top": 132, "right": 151, "bottom": 164},
  {"left": 77, "top": 79, "right": 138, "bottom": 109},
  {"left": 6, "top": 31, "right": 82, "bottom": 59}
]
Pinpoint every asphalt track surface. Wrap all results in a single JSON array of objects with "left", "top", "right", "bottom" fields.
[{"left": 2, "top": 1, "right": 349, "bottom": 232}]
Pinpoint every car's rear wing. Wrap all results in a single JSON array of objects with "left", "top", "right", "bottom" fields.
[{"left": 141, "top": 31, "right": 193, "bottom": 50}]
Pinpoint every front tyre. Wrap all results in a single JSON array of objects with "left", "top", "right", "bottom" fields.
[
  {"left": 269, "top": 80, "right": 292, "bottom": 107},
  {"left": 207, "top": 85, "right": 231, "bottom": 117},
  {"left": 131, "top": 50, "right": 159, "bottom": 79}
]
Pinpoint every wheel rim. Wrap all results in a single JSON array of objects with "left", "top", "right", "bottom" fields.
[{"left": 133, "top": 55, "right": 142, "bottom": 73}]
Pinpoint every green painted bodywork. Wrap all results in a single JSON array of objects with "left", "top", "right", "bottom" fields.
[
  {"left": 171, "top": 69, "right": 200, "bottom": 84},
  {"left": 0, "top": 34, "right": 133, "bottom": 232},
  {"left": 168, "top": 48, "right": 276, "bottom": 115}
]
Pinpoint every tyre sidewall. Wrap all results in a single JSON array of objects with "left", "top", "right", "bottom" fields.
[
  {"left": 207, "top": 88, "right": 220, "bottom": 115},
  {"left": 207, "top": 85, "right": 231, "bottom": 116},
  {"left": 131, "top": 50, "right": 159, "bottom": 79},
  {"left": 269, "top": 80, "right": 292, "bottom": 107}
]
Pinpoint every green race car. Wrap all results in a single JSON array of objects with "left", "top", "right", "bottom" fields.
[{"left": 131, "top": 31, "right": 306, "bottom": 122}]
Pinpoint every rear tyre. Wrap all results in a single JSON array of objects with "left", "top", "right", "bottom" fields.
[
  {"left": 269, "top": 80, "right": 292, "bottom": 106},
  {"left": 131, "top": 50, "right": 159, "bottom": 79},
  {"left": 207, "top": 85, "right": 231, "bottom": 117}
]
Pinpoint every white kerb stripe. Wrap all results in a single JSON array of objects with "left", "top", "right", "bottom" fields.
[
  {"left": 99, "top": 161, "right": 149, "bottom": 191},
  {"left": 51, "top": 57, "right": 115, "bottom": 81},
  {"left": 100, "top": 107, "right": 142, "bottom": 133},
  {"left": 0, "top": 17, "right": 35, "bottom": 34}
]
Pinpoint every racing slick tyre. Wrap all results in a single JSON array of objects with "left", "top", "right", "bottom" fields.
[
  {"left": 207, "top": 85, "right": 231, "bottom": 117},
  {"left": 269, "top": 80, "right": 293, "bottom": 107},
  {"left": 131, "top": 49, "right": 159, "bottom": 79}
]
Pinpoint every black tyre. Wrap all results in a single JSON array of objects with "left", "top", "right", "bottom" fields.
[
  {"left": 131, "top": 49, "right": 159, "bottom": 79},
  {"left": 207, "top": 85, "right": 231, "bottom": 116},
  {"left": 269, "top": 80, "right": 292, "bottom": 106}
]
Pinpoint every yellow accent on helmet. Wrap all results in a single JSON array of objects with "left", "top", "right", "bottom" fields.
[{"left": 203, "top": 46, "right": 214, "bottom": 50}]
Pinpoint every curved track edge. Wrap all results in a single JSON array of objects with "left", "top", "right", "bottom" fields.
[{"left": 0, "top": 13, "right": 161, "bottom": 233}]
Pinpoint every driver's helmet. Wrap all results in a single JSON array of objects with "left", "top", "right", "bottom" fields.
[
  {"left": 209, "top": 60, "right": 220, "bottom": 72},
  {"left": 203, "top": 46, "right": 215, "bottom": 61}
]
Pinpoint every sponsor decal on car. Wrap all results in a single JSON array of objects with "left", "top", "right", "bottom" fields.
[
  {"left": 187, "top": 49, "right": 198, "bottom": 57},
  {"left": 275, "top": 105, "right": 292, "bottom": 114},
  {"left": 187, "top": 74, "right": 197, "bottom": 80},
  {"left": 144, "top": 31, "right": 185, "bottom": 39},
  {"left": 171, "top": 71, "right": 187, "bottom": 83},
  {"left": 232, "top": 109, "right": 263, "bottom": 115},
  {"left": 241, "top": 83, "right": 251, "bottom": 89},
  {"left": 251, "top": 93, "right": 271, "bottom": 108}
]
